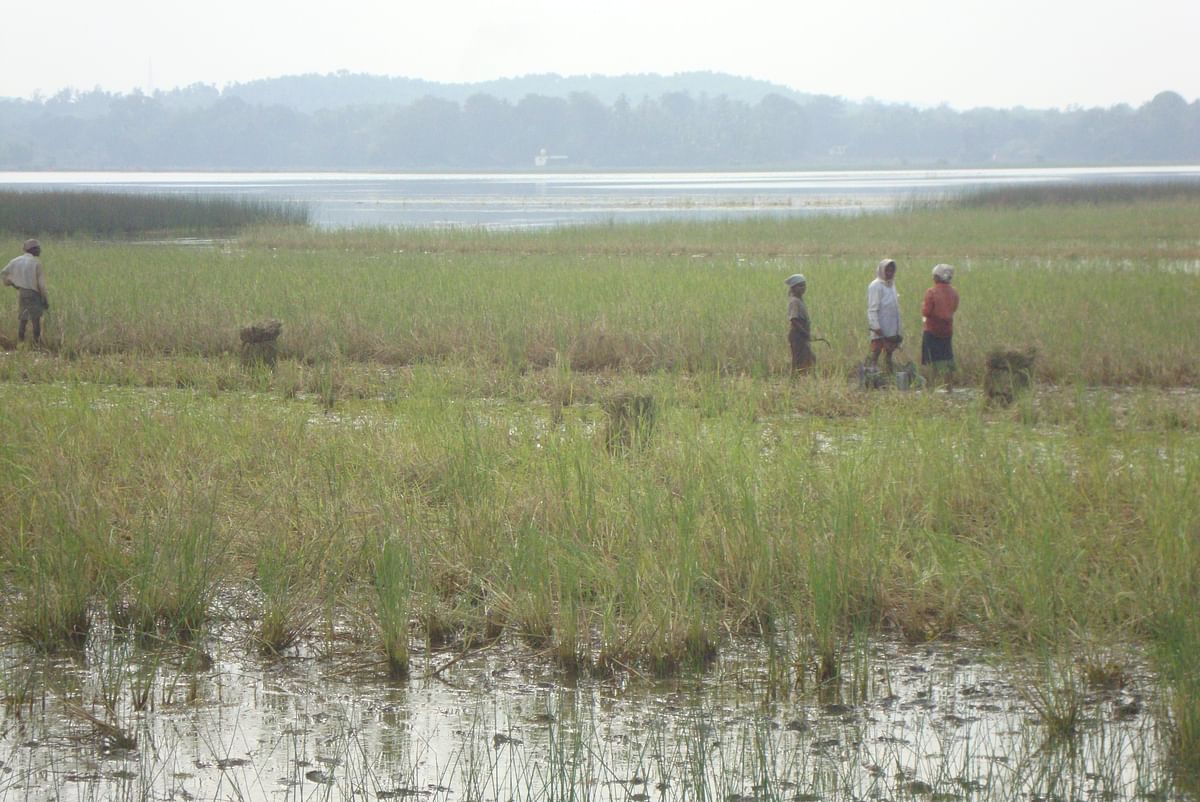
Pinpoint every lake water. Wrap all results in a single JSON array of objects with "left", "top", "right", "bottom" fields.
[{"left": 2, "top": 165, "right": 1199, "bottom": 229}]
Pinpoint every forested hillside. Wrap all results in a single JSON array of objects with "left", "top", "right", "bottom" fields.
[{"left": 1, "top": 72, "right": 1195, "bottom": 170}]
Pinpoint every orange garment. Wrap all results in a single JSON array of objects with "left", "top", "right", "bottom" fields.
[{"left": 922, "top": 283, "right": 959, "bottom": 337}]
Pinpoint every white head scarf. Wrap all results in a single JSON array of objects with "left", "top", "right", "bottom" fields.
[
  {"left": 932, "top": 264, "right": 954, "bottom": 283},
  {"left": 876, "top": 258, "right": 897, "bottom": 286}
]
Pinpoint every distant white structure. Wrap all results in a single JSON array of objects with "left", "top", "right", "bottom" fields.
[{"left": 534, "top": 147, "right": 568, "bottom": 167}]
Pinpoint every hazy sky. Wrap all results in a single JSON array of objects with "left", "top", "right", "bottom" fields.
[{"left": 7, "top": 0, "right": 1196, "bottom": 109}]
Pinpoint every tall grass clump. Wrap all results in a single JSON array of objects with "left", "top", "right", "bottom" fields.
[
  {"left": 1142, "top": 443, "right": 1200, "bottom": 784},
  {"left": 6, "top": 518, "right": 96, "bottom": 650},
  {"left": 253, "top": 531, "right": 331, "bottom": 655},
  {"left": 372, "top": 534, "right": 414, "bottom": 679},
  {"left": 1022, "top": 653, "right": 1086, "bottom": 745},
  {"left": 121, "top": 486, "right": 225, "bottom": 640},
  {"left": 1154, "top": 609, "right": 1200, "bottom": 784},
  {"left": 0, "top": 189, "right": 309, "bottom": 236}
]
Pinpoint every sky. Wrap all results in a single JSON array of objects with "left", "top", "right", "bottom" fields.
[{"left": 6, "top": 0, "right": 1197, "bottom": 110}]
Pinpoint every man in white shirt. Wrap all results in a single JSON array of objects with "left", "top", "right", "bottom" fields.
[{"left": 1, "top": 238, "right": 49, "bottom": 343}]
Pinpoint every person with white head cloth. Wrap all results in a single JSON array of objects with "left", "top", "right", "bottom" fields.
[
  {"left": 921, "top": 263, "right": 960, "bottom": 388},
  {"left": 785, "top": 273, "right": 815, "bottom": 373},
  {"left": 866, "top": 258, "right": 902, "bottom": 373},
  {"left": 1, "top": 238, "right": 49, "bottom": 344}
]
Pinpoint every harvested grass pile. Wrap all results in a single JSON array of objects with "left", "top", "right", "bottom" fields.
[
  {"left": 603, "top": 394, "right": 656, "bottom": 453},
  {"left": 984, "top": 348, "right": 1036, "bottom": 405},
  {"left": 239, "top": 319, "right": 282, "bottom": 367}
]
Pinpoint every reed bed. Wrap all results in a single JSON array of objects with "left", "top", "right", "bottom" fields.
[
  {"left": 946, "top": 178, "right": 1200, "bottom": 208},
  {"left": 0, "top": 189, "right": 309, "bottom": 236}
]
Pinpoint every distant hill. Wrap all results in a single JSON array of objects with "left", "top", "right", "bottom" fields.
[
  {"left": 0, "top": 71, "right": 1195, "bottom": 171},
  {"left": 219, "top": 71, "right": 814, "bottom": 113}
]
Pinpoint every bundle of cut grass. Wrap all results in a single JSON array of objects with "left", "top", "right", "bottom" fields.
[
  {"left": 239, "top": 319, "right": 282, "bottom": 367},
  {"left": 602, "top": 393, "right": 656, "bottom": 453},
  {"left": 984, "top": 348, "right": 1037, "bottom": 405}
]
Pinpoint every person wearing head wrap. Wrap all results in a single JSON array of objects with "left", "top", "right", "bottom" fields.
[
  {"left": 866, "top": 258, "right": 901, "bottom": 372},
  {"left": 785, "top": 273, "right": 815, "bottom": 373},
  {"left": 1, "top": 239, "right": 49, "bottom": 344},
  {"left": 921, "top": 264, "right": 959, "bottom": 387}
]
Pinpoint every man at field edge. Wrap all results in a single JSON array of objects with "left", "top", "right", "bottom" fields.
[{"left": 1, "top": 238, "right": 49, "bottom": 344}]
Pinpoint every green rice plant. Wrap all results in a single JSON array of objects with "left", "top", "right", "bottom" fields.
[
  {"left": 315, "top": 355, "right": 343, "bottom": 411},
  {"left": 254, "top": 532, "right": 327, "bottom": 656},
  {"left": 1145, "top": 497, "right": 1200, "bottom": 783},
  {"left": 1022, "top": 653, "right": 1086, "bottom": 745},
  {"left": 89, "top": 625, "right": 167, "bottom": 718},
  {"left": 122, "top": 486, "right": 225, "bottom": 640},
  {"left": 507, "top": 522, "right": 556, "bottom": 649},
  {"left": 701, "top": 458, "right": 779, "bottom": 634},
  {"left": 372, "top": 534, "right": 413, "bottom": 679},
  {"left": 1162, "top": 663, "right": 1200, "bottom": 779},
  {"left": 801, "top": 439, "right": 892, "bottom": 685},
  {"left": 605, "top": 440, "right": 722, "bottom": 676},
  {"left": 6, "top": 522, "right": 94, "bottom": 650},
  {"left": 805, "top": 539, "right": 847, "bottom": 685}
]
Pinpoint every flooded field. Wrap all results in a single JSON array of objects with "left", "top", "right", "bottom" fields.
[
  {"left": 1, "top": 202, "right": 1197, "bottom": 799},
  {"left": 0, "top": 612, "right": 1173, "bottom": 802}
]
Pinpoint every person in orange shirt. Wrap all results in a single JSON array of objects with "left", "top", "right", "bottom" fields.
[{"left": 921, "top": 264, "right": 959, "bottom": 388}]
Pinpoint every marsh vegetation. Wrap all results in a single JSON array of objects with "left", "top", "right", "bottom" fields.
[
  {"left": 0, "top": 189, "right": 309, "bottom": 237},
  {"left": 0, "top": 189, "right": 1197, "bottom": 799}
]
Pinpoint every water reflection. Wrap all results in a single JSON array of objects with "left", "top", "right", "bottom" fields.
[{"left": 0, "top": 625, "right": 1171, "bottom": 801}]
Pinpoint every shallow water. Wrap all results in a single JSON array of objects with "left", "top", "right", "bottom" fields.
[
  {"left": 3, "top": 165, "right": 1199, "bottom": 229},
  {"left": 0, "top": 620, "right": 1172, "bottom": 802}
]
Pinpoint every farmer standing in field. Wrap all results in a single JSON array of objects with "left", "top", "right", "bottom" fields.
[
  {"left": 786, "top": 273, "right": 816, "bottom": 373},
  {"left": 1, "top": 239, "right": 49, "bottom": 345},
  {"left": 866, "top": 258, "right": 902, "bottom": 373},
  {"left": 921, "top": 263, "right": 960, "bottom": 388}
]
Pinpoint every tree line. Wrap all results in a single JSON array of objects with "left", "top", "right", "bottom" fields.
[{"left": 1, "top": 73, "right": 1196, "bottom": 170}]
